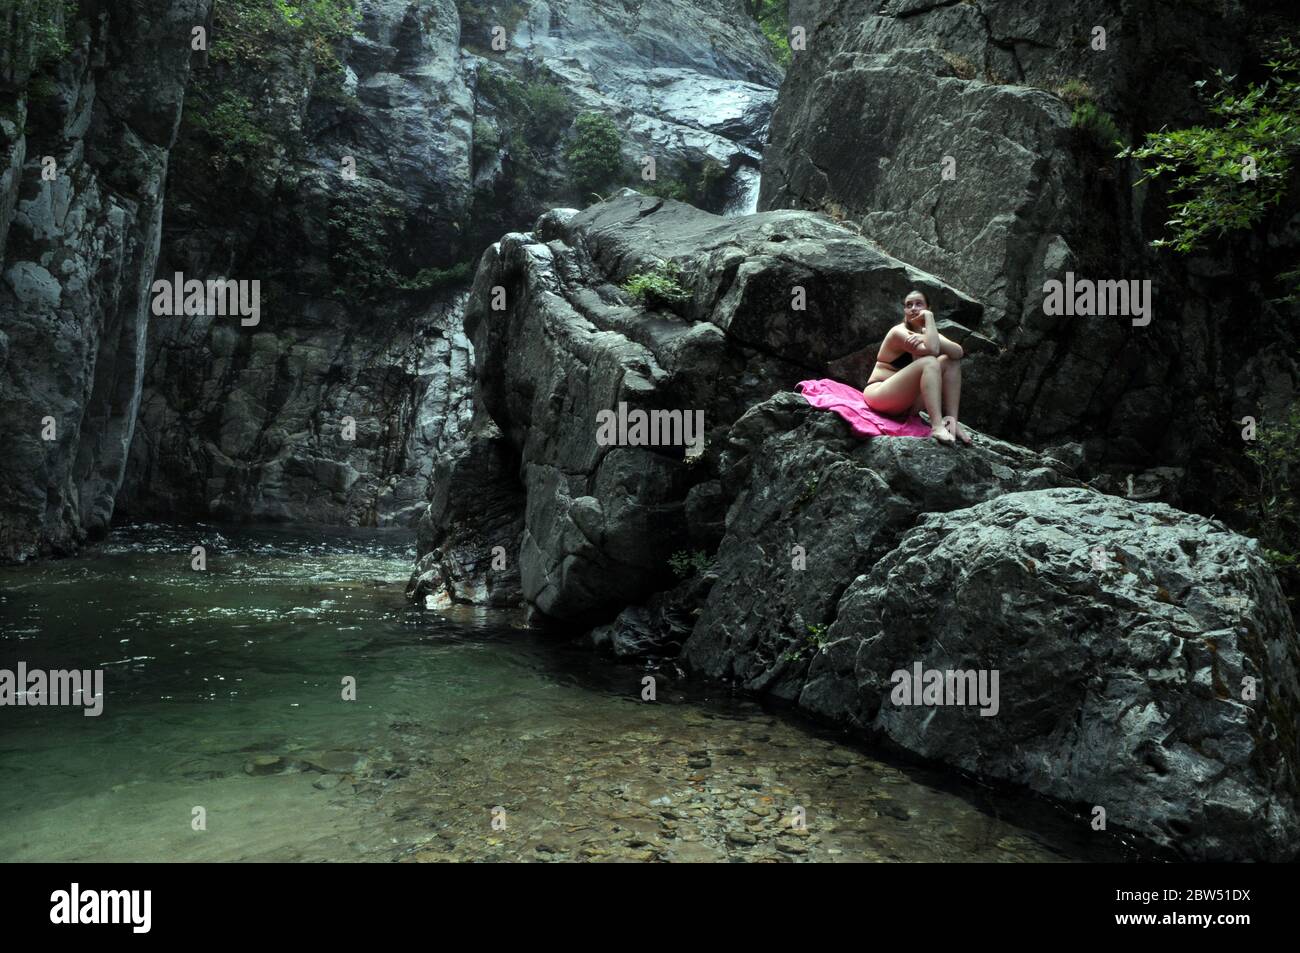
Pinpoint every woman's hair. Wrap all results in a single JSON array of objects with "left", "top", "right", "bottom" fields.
[{"left": 904, "top": 289, "right": 929, "bottom": 307}]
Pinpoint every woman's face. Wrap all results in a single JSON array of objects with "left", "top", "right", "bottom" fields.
[{"left": 903, "top": 294, "right": 928, "bottom": 329}]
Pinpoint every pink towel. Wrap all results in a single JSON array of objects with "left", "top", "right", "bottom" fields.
[{"left": 797, "top": 379, "right": 931, "bottom": 438}]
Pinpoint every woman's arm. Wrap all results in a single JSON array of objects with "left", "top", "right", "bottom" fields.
[
  {"left": 901, "top": 315, "right": 962, "bottom": 359},
  {"left": 920, "top": 310, "right": 941, "bottom": 356},
  {"left": 936, "top": 332, "right": 964, "bottom": 359},
  {"left": 898, "top": 312, "right": 943, "bottom": 357}
]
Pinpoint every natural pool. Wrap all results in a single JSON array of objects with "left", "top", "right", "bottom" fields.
[{"left": 0, "top": 525, "right": 1134, "bottom": 862}]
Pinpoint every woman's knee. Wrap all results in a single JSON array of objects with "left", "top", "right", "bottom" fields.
[{"left": 916, "top": 355, "right": 940, "bottom": 374}]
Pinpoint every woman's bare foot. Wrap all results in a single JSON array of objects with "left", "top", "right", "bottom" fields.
[
  {"left": 942, "top": 415, "right": 973, "bottom": 445},
  {"left": 931, "top": 425, "right": 956, "bottom": 446}
]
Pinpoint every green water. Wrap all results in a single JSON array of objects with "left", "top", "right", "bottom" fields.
[{"left": 0, "top": 525, "right": 1131, "bottom": 862}]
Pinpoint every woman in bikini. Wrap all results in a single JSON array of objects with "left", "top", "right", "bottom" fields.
[{"left": 863, "top": 290, "right": 972, "bottom": 446}]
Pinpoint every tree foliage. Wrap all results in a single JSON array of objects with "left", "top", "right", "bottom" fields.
[
  {"left": 1242, "top": 403, "right": 1300, "bottom": 569},
  {"left": 0, "top": 0, "right": 74, "bottom": 81},
  {"left": 744, "top": 0, "right": 790, "bottom": 67},
  {"left": 184, "top": 0, "right": 359, "bottom": 171},
  {"left": 564, "top": 112, "right": 625, "bottom": 199},
  {"left": 1121, "top": 40, "right": 1300, "bottom": 254}
]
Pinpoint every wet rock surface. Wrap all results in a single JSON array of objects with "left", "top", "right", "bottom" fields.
[{"left": 674, "top": 394, "right": 1300, "bottom": 859}]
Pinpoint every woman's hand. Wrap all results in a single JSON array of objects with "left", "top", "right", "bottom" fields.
[{"left": 903, "top": 331, "right": 930, "bottom": 354}]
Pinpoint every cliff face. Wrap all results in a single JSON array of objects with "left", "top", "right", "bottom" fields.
[
  {"left": 759, "top": 0, "right": 1299, "bottom": 514},
  {"left": 112, "top": 0, "right": 781, "bottom": 528},
  {"left": 114, "top": 0, "right": 479, "bottom": 527},
  {"left": 1, "top": 0, "right": 782, "bottom": 551},
  {"left": 0, "top": 0, "right": 211, "bottom": 560}
]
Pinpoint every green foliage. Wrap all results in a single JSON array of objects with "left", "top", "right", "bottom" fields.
[
  {"left": 639, "top": 178, "right": 690, "bottom": 202},
  {"left": 521, "top": 82, "right": 572, "bottom": 147},
  {"left": 472, "top": 118, "right": 501, "bottom": 166},
  {"left": 668, "top": 549, "right": 711, "bottom": 579},
  {"left": 622, "top": 260, "right": 689, "bottom": 309},
  {"left": 477, "top": 70, "right": 573, "bottom": 149},
  {"left": 1071, "top": 102, "right": 1125, "bottom": 151},
  {"left": 636, "top": 158, "right": 727, "bottom": 207},
  {"left": 1241, "top": 402, "right": 1300, "bottom": 582},
  {"left": 457, "top": 0, "right": 528, "bottom": 53},
  {"left": 400, "top": 261, "right": 474, "bottom": 291},
  {"left": 748, "top": 0, "right": 790, "bottom": 67},
  {"left": 1275, "top": 264, "right": 1300, "bottom": 306},
  {"left": 781, "top": 623, "right": 829, "bottom": 662},
  {"left": 328, "top": 198, "right": 472, "bottom": 300},
  {"left": 0, "top": 0, "right": 74, "bottom": 79},
  {"left": 701, "top": 158, "right": 727, "bottom": 193},
  {"left": 564, "top": 112, "right": 625, "bottom": 199},
  {"left": 1053, "top": 78, "right": 1096, "bottom": 106},
  {"left": 329, "top": 198, "right": 401, "bottom": 298},
  {"left": 1120, "top": 40, "right": 1300, "bottom": 254},
  {"left": 196, "top": 90, "right": 272, "bottom": 171},
  {"left": 208, "top": 0, "right": 357, "bottom": 71},
  {"left": 184, "top": 0, "right": 359, "bottom": 171}
]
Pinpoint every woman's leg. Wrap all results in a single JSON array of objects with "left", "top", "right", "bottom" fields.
[
  {"left": 863, "top": 357, "right": 954, "bottom": 443},
  {"left": 938, "top": 355, "right": 972, "bottom": 444}
]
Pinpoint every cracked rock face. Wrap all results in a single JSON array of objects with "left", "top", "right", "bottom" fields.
[
  {"left": 407, "top": 418, "right": 525, "bottom": 609},
  {"left": 117, "top": 0, "right": 478, "bottom": 528},
  {"left": 759, "top": 0, "right": 1300, "bottom": 508},
  {"left": 118, "top": 295, "right": 473, "bottom": 527},
  {"left": 0, "top": 0, "right": 212, "bottom": 561},
  {"left": 1, "top": 0, "right": 786, "bottom": 556},
  {"left": 432, "top": 190, "right": 978, "bottom": 618}
]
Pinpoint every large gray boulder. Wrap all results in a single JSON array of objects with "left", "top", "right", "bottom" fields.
[
  {"left": 668, "top": 388, "right": 1300, "bottom": 860},
  {"left": 683, "top": 392, "right": 1081, "bottom": 692},
  {"left": 803, "top": 486, "right": 1300, "bottom": 861},
  {"left": 452, "top": 192, "right": 980, "bottom": 621}
]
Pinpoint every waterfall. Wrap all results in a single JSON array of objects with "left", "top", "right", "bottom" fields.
[{"left": 722, "top": 166, "right": 761, "bottom": 217}]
